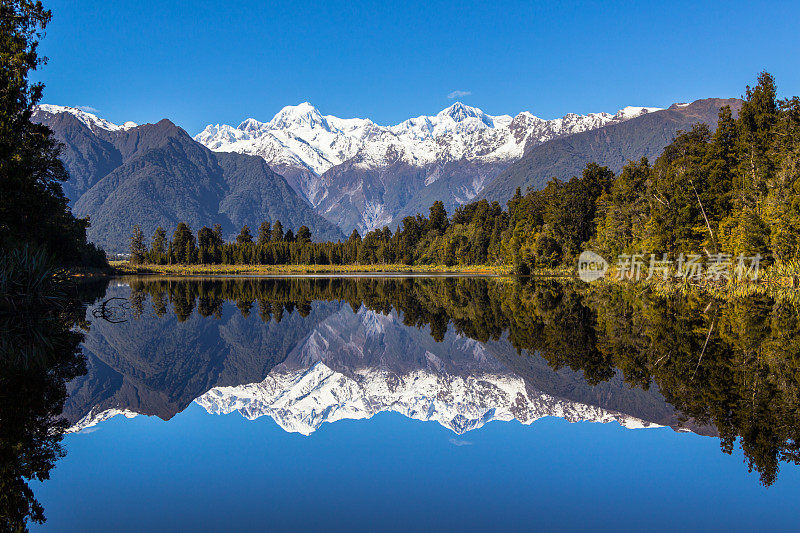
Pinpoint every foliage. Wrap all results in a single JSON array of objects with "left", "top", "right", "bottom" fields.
[
  {"left": 0, "top": 241, "right": 105, "bottom": 531},
  {"left": 593, "top": 72, "right": 800, "bottom": 265},
  {"left": 0, "top": 244, "right": 63, "bottom": 312},
  {"left": 0, "top": 0, "right": 105, "bottom": 267}
]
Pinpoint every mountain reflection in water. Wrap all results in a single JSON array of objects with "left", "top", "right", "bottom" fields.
[{"left": 62, "top": 276, "right": 800, "bottom": 488}]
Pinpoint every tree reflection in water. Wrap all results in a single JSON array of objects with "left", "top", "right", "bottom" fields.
[
  {"left": 124, "top": 277, "right": 800, "bottom": 486},
  {"left": 0, "top": 280, "right": 105, "bottom": 532},
  {"left": 5, "top": 274, "right": 800, "bottom": 532}
]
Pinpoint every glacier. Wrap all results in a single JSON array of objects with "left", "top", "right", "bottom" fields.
[{"left": 195, "top": 100, "right": 662, "bottom": 182}]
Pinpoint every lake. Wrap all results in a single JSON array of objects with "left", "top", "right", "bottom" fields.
[{"left": 12, "top": 276, "right": 800, "bottom": 531}]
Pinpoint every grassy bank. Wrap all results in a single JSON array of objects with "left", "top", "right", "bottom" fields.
[
  {"left": 109, "top": 261, "right": 800, "bottom": 298},
  {"left": 109, "top": 261, "right": 525, "bottom": 276}
]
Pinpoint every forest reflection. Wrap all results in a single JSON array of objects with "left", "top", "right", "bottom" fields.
[
  {"left": 124, "top": 276, "right": 800, "bottom": 486},
  {"left": 3, "top": 272, "right": 798, "bottom": 533},
  {"left": 0, "top": 280, "right": 106, "bottom": 531}
]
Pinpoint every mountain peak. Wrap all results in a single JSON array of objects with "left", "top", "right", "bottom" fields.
[
  {"left": 34, "top": 104, "right": 138, "bottom": 132},
  {"left": 237, "top": 117, "right": 268, "bottom": 135},
  {"left": 437, "top": 101, "right": 488, "bottom": 123},
  {"left": 269, "top": 102, "right": 328, "bottom": 130},
  {"left": 612, "top": 105, "right": 663, "bottom": 121}
]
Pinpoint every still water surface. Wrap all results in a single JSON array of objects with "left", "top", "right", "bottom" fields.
[{"left": 21, "top": 276, "right": 800, "bottom": 531}]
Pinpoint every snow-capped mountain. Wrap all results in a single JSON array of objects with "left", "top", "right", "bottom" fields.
[
  {"left": 195, "top": 360, "right": 659, "bottom": 435},
  {"left": 198, "top": 103, "right": 372, "bottom": 177},
  {"left": 193, "top": 308, "right": 660, "bottom": 435},
  {"left": 35, "top": 104, "right": 138, "bottom": 132},
  {"left": 195, "top": 102, "right": 662, "bottom": 233},
  {"left": 67, "top": 303, "right": 676, "bottom": 435},
  {"left": 197, "top": 101, "right": 659, "bottom": 178}
]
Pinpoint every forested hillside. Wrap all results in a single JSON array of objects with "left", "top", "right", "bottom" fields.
[
  {"left": 135, "top": 73, "right": 799, "bottom": 275},
  {"left": 32, "top": 110, "right": 344, "bottom": 252},
  {"left": 480, "top": 98, "right": 743, "bottom": 204}
]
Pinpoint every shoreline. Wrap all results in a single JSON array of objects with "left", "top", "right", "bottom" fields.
[
  {"left": 76, "top": 263, "right": 800, "bottom": 298},
  {"left": 108, "top": 261, "right": 527, "bottom": 277}
]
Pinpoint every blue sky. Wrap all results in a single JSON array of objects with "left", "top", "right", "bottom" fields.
[{"left": 36, "top": 0, "right": 800, "bottom": 134}]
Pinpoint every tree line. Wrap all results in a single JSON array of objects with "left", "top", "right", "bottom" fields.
[
  {"left": 130, "top": 72, "right": 798, "bottom": 273},
  {"left": 129, "top": 198, "right": 512, "bottom": 268}
]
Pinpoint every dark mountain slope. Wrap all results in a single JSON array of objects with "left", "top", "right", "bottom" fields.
[
  {"left": 34, "top": 110, "right": 343, "bottom": 251},
  {"left": 34, "top": 111, "right": 121, "bottom": 203},
  {"left": 389, "top": 158, "right": 509, "bottom": 228},
  {"left": 480, "top": 98, "right": 743, "bottom": 204}
]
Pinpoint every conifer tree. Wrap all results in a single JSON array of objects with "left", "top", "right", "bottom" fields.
[
  {"left": 197, "top": 226, "right": 216, "bottom": 263},
  {"left": 271, "top": 220, "right": 284, "bottom": 242},
  {"left": 257, "top": 221, "right": 272, "bottom": 245},
  {"left": 297, "top": 225, "right": 311, "bottom": 244},
  {"left": 150, "top": 227, "right": 167, "bottom": 264},
  {"left": 170, "top": 223, "right": 195, "bottom": 263},
  {"left": 212, "top": 224, "right": 224, "bottom": 244},
  {"left": 129, "top": 225, "right": 147, "bottom": 264},
  {"left": 428, "top": 201, "right": 449, "bottom": 235},
  {"left": 236, "top": 225, "right": 253, "bottom": 244}
]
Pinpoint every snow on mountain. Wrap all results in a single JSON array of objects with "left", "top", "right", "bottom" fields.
[
  {"left": 195, "top": 102, "right": 375, "bottom": 177},
  {"left": 35, "top": 104, "right": 138, "bottom": 132},
  {"left": 68, "top": 306, "right": 665, "bottom": 435},
  {"left": 68, "top": 407, "right": 139, "bottom": 433},
  {"left": 194, "top": 360, "right": 660, "bottom": 435},
  {"left": 192, "top": 307, "right": 661, "bottom": 435},
  {"left": 613, "top": 106, "right": 663, "bottom": 120},
  {"left": 194, "top": 101, "right": 662, "bottom": 209}
]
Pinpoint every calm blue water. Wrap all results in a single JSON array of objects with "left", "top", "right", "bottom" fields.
[
  {"left": 17, "top": 277, "right": 800, "bottom": 531},
  {"left": 33, "top": 408, "right": 799, "bottom": 532}
]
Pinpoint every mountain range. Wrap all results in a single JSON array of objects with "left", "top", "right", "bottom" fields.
[
  {"left": 36, "top": 97, "right": 741, "bottom": 250},
  {"left": 66, "top": 284, "right": 708, "bottom": 436},
  {"left": 32, "top": 105, "right": 343, "bottom": 251},
  {"left": 196, "top": 101, "right": 663, "bottom": 233}
]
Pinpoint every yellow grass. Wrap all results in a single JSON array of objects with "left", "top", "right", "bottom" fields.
[
  {"left": 110, "top": 261, "right": 515, "bottom": 276},
  {"left": 107, "top": 262, "right": 800, "bottom": 298}
]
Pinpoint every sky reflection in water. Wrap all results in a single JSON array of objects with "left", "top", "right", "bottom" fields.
[{"left": 25, "top": 276, "right": 800, "bottom": 531}]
